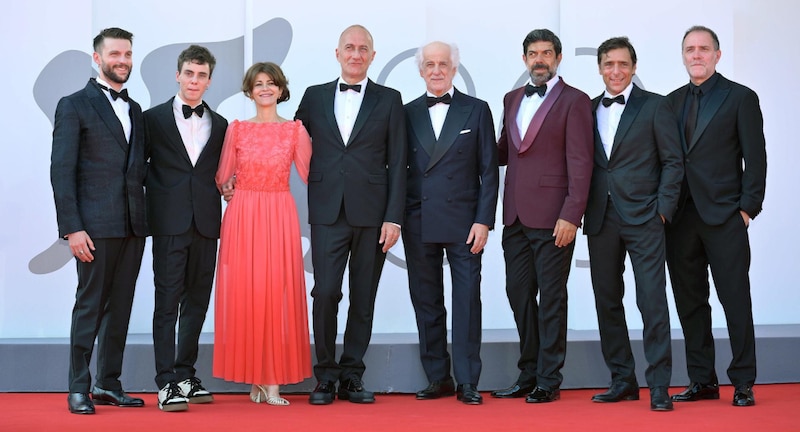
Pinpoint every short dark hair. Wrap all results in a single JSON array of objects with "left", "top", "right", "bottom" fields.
[
  {"left": 242, "top": 62, "right": 290, "bottom": 103},
  {"left": 597, "top": 36, "right": 637, "bottom": 65},
  {"left": 683, "top": 25, "right": 720, "bottom": 51},
  {"left": 93, "top": 27, "right": 133, "bottom": 53},
  {"left": 522, "top": 29, "right": 562, "bottom": 56},
  {"left": 177, "top": 45, "right": 217, "bottom": 77}
]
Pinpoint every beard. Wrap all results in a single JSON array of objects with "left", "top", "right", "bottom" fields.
[
  {"left": 529, "top": 63, "right": 555, "bottom": 86},
  {"left": 101, "top": 61, "right": 132, "bottom": 84}
]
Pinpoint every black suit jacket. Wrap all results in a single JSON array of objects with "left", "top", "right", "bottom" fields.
[
  {"left": 295, "top": 79, "right": 406, "bottom": 227},
  {"left": 665, "top": 73, "right": 767, "bottom": 225},
  {"left": 584, "top": 85, "right": 684, "bottom": 235},
  {"left": 51, "top": 79, "right": 147, "bottom": 239},
  {"left": 144, "top": 98, "right": 228, "bottom": 238},
  {"left": 404, "top": 89, "right": 498, "bottom": 243}
]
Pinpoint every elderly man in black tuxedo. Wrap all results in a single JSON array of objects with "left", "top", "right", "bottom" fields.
[
  {"left": 295, "top": 24, "right": 406, "bottom": 405},
  {"left": 584, "top": 36, "right": 683, "bottom": 411},
  {"left": 402, "top": 41, "right": 498, "bottom": 405},
  {"left": 144, "top": 45, "right": 228, "bottom": 412},
  {"left": 51, "top": 27, "right": 148, "bottom": 414},
  {"left": 665, "top": 25, "right": 767, "bottom": 407}
]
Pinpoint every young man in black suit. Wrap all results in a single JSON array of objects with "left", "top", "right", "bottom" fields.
[
  {"left": 51, "top": 27, "right": 148, "bottom": 414},
  {"left": 403, "top": 41, "right": 498, "bottom": 405},
  {"left": 295, "top": 24, "right": 406, "bottom": 405},
  {"left": 144, "top": 45, "right": 228, "bottom": 412},
  {"left": 584, "top": 36, "right": 683, "bottom": 411},
  {"left": 665, "top": 25, "right": 767, "bottom": 407}
]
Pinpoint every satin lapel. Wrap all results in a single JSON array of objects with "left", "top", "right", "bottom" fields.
[
  {"left": 591, "top": 94, "right": 608, "bottom": 164},
  {"left": 506, "top": 88, "right": 525, "bottom": 150},
  {"left": 154, "top": 99, "right": 192, "bottom": 165},
  {"left": 427, "top": 94, "right": 471, "bottom": 171},
  {"left": 689, "top": 80, "right": 730, "bottom": 152},
  {"left": 127, "top": 103, "right": 142, "bottom": 171},
  {"left": 408, "top": 96, "right": 436, "bottom": 156},
  {"left": 348, "top": 80, "right": 378, "bottom": 146},
  {"left": 611, "top": 85, "right": 645, "bottom": 157},
  {"left": 519, "top": 79, "right": 565, "bottom": 154},
  {"left": 196, "top": 108, "right": 225, "bottom": 165},
  {"left": 87, "top": 82, "right": 128, "bottom": 151},
  {"left": 322, "top": 80, "right": 345, "bottom": 146}
]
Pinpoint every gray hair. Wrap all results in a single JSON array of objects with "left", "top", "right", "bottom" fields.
[{"left": 415, "top": 41, "right": 460, "bottom": 71}]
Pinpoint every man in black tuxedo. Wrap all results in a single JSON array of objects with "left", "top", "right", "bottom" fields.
[
  {"left": 402, "top": 41, "right": 498, "bottom": 405},
  {"left": 665, "top": 26, "right": 766, "bottom": 407},
  {"left": 51, "top": 27, "right": 147, "bottom": 414},
  {"left": 295, "top": 24, "right": 406, "bottom": 405},
  {"left": 144, "top": 45, "right": 228, "bottom": 412},
  {"left": 584, "top": 37, "right": 683, "bottom": 411}
]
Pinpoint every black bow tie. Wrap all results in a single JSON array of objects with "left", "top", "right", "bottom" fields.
[
  {"left": 525, "top": 84, "right": 546, "bottom": 97},
  {"left": 426, "top": 93, "right": 452, "bottom": 107},
  {"left": 97, "top": 82, "right": 129, "bottom": 102},
  {"left": 182, "top": 104, "right": 205, "bottom": 119},
  {"left": 339, "top": 83, "right": 362, "bottom": 92},
  {"left": 601, "top": 94, "right": 625, "bottom": 107}
]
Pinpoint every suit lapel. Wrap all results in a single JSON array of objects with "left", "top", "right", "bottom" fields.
[
  {"left": 505, "top": 88, "right": 525, "bottom": 150},
  {"left": 321, "top": 80, "right": 344, "bottom": 146},
  {"left": 591, "top": 95, "right": 608, "bottom": 165},
  {"left": 154, "top": 99, "right": 193, "bottom": 165},
  {"left": 611, "top": 85, "right": 645, "bottom": 157},
  {"left": 689, "top": 79, "right": 730, "bottom": 152},
  {"left": 520, "top": 78, "right": 565, "bottom": 154},
  {"left": 349, "top": 79, "right": 378, "bottom": 146},
  {"left": 196, "top": 103, "right": 225, "bottom": 165},
  {"left": 408, "top": 96, "right": 436, "bottom": 156},
  {"left": 427, "top": 90, "right": 471, "bottom": 170},
  {"left": 87, "top": 81, "right": 128, "bottom": 151}
]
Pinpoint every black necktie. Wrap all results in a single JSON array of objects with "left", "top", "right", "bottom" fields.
[
  {"left": 426, "top": 93, "right": 452, "bottom": 107},
  {"left": 525, "top": 83, "right": 546, "bottom": 97},
  {"left": 97, "top": 82, "right": 129, "bottom": 102},
  {"left": 685, "top": 86, "right": 701, "bottom": 143},
  {"left": 601, "top": 94, "right": 625, "bottom": 107},
  {"left": 182, "top": 104, "right": 205, "bottom": 119},
  {"left": 339, "top": 83, "right": 362, "bottom": 92}
]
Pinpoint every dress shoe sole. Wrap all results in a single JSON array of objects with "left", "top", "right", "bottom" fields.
[
  {"left": 159, "top": 402, "right": 189, "bottom": 412},
  {"left": 490, "top": 393, "right": 528, "bottom": 399},
  {"left": 416, "top": 391, "right": 455, "bottom": 400},
  {"left": 69, "top": 409, "right": 95, "bottom": 414},
  {"left": 733, "top": 399, "right": 755, "bottom": 407},
  {"left": 651, "top": 405, "right": 674, "bottom": 411},
  {"left": 188, "top": 395, "right": 214, "bottom": 404},
  {"left": 672, "top": 393, "right": 720, "bottom": 402},
  {"left": 308, "top": 397, "right": 334, "bottom": 405},
  {"left": 591, "top": 394, "right": 640, "bottom": 403},
  {"left": 338, "top": 394, "right": 375, "bottom": 403}
]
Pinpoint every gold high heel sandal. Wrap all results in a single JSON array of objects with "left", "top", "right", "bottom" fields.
[{"left": 250, "top": 384, "right": 289, "bottom": 406}]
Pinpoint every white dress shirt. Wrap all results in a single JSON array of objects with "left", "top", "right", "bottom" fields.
[
  {"left": 516, "top": 74, "right": 560, "bottom": 140},
  {"left": 334, "top": 77, "right": 368, "bottom": 144},
  {"left": 427, "top": 88, "right": 454, "bottom": 140},
  {"left": 596, "top": 82, "right": 634, "bottom": 159},
  {"left": 96, "top": 77, "right": 131, "bottom": 143},
  {"left": 173, "top": 94, "right": 211, "bottom": 166}
]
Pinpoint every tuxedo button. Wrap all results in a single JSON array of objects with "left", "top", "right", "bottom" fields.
[
  {"left": 423, "top": 196, "right": 428, "bottom": 200},
  {"left": 424, "top": 174, "right": 429, "bottom": 178}
]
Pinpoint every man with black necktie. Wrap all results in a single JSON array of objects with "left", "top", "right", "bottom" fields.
[
  {"left": 665, "top": 25, "right": 766, "bottom": 407},
  {"left": 402, "top": 41, "right": 498, "bottom": 405},
  {"left": 295, "top": 24, "right": 406, "bottom": 405},
  {"left": 51, "top": 27, "right": 147, "bottom": 414},
  {"left": 492, "top": 29, "right": 593, "bottom": 403},
  {"left": 584, "top": 37, "right": 683, "bottom": 411},
  {"left": 144, "top": 45, "right": 228, "bottom": 412}
]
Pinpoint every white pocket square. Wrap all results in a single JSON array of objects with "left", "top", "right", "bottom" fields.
[{"left": 459, "top": 129, "right": 471, "bottom": 134}]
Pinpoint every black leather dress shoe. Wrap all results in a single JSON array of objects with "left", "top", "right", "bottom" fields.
[
  {"left": 671, "top": 382, "right": 720, "bottom": 402},
  {"left": 92, "top": 387, "right": 144, "bottom": 407},
  {"left": 416, "top": 378, "right": 456, "bottom": 400},
  {"left": 456, "top": 384, "right": 483, "bottom": 405},
  {"left": 338, "top": 377, "right": 375, "bottom": 404},
  {"left": 591, "top": 381, "right": 640, "bottom": 402},
  {"left": 309, "top": 381, "right": 336, "bottom": 405},
  {"left": 650, "top": 387, "right": 674, "bottom": 411},
  {"left": 732, "top": 385, "right": 755, "bottom": 407},
  {"left": 525, "top": 386, "right": 560, "bottom": 403},
  {"left": 490, "top": 383, "right": 535, "bottom": 398},
  {"left": 68, "top": 393, "right": 95, "bottom": 414}
]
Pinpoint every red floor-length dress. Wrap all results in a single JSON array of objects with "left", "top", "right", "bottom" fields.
[{"left": 213, "top": 119, "right": 312, "bottom": 385}]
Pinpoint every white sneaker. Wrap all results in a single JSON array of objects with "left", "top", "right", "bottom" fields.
[
  {"left": 178, "top": 377, "right": 214, "bottom": 404},
  {"left": 158, "top": 382, "right": 189, "bottom": 412}
]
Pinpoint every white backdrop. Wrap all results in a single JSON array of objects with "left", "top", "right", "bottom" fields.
[{"left": 1, "top": 0, "right": 797, "bottom": 339}]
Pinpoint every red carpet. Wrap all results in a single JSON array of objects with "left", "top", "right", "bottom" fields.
[{"left": 3, "top": 385, "right": 796, "bottom": 431}]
